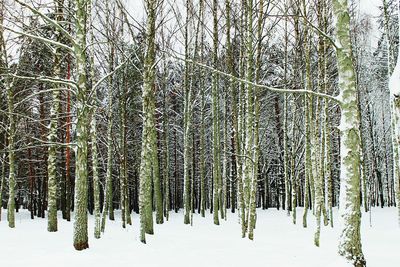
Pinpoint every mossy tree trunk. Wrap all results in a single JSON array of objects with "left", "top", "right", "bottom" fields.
[
  {"left": 183, "top": 0, "right": 193, "bottom": 225},
  {"left": 139, "top": 0, "right": 158, "bottom": 243},
  {"left": 72, "top": 0, "right": 90, "bottom": 251},
  {"left": 212, "top": 0, "right": 220, "bottom": 226},
  {"left": 47, "top": 0, "right": 65, "bottom": 233},
  {"left": 386, "top": 0, "right": 400, "bottom": 226},
  {"left": 91, "top": 111, "right": 101, "bottom": 239},
  {"left": 248, "top": 0, "right": 264, "bottom": 240},
  {"left": 199, "top": 0, "right": 206, "bottom": 218},
  {"left": 301, "top": 0, "right": 312, "bottom": 228},
  {"left": 1, "top": 0, "right": 15, "bottom": 229},
  {"left": 333, "top": 0, "right": 366, "bottom": 265}
]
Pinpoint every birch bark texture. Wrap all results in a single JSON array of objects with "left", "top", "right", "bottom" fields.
[
  {"left": 73, "top": 0, "right": 91, "bottom": 251},
  {"left": 1, "top": 0, "right": 16, "bottom": 229},
  {"left": 388, "top": 0, "right": 400, "bottom": 227},
  {"left": 46, "top": 0, "right": 65, "bottom": 233},
  {"left": 139, "top": 0, "right": 158, "bottom": 243},
  {"left": 332, "top": 0, "right": 366, "bottom": 265}
]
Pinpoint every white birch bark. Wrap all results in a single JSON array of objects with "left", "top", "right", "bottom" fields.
[
  {"left": 72, "top": 0, "right": 90, "bottom": 251},
  {"left": 139, "top": 0, "right": 157, "bottom": 243},
  {"left": 387, "top": 0, "right": 400, "bottom": 227},
  {"left": 333, "top": 0, "right": 366, "bottom": 265}
]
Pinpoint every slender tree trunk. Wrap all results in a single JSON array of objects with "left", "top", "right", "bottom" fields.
[
  {"left": 212, "top": 0, "right": 220, "bottom": 226},
  {"left": 183, "top": 0, "right": 193, "bottom": 225},
  {"left": 248, "top": 0, "right": 264, "bottom": 240},
  {"left": 242, "top": 0, "right": 255, "bottom": 238},
  {"left": 73, "top": 0, "right": 91, "bottom": 251},
  {"left": 0, "top": 150, "right": 5, "bottom": 220},
  {"left": 162, "top": 70, "right": 170, "bottom": 221},
  {"left": 123, "top": 77, "right": 132, "bottom": 226},
  {"left": 1, "top": 0, "right": 15, "bottom": 228},
  {"left": 139, "top": 0, "right": 158, "bottom": 243},
  {"left": 314, "top": 0, "right": 327, "bottom": 246},
  {"left": 333, "top": 0, "right": 366, "bottom": 265},
  {"left": 106, "top": 74, "right": 114, "bottom": 221},
  {"left": 237, "top": 0, "right": 247, "bottom": 237},
  {"left": 386, "top": 0, "right": 400, "bottom": 226},
  {"left": 5, "top": 62, "right": 15, "bottom": 229},
  {"left": 47, "top": 0, "right": 66, "bottom": 232},
  {"left": 199, "top": 0, "right": 206, "bottom": 217},
  {"left": 290, "top": 103, "right": 297, "bottom": 225},
  {"left": 0, "top": 121, "right": 6, "bottom": 220},
  {"left": 88, "top": 4, "right": 101, "bottom": 238},
  {"left": 388, "top": 0, "right": 400, "bottom": 226},
  {"left": 152, "top": 116, "right": 163, "bottom": 224},
  {"left": 65, "top": 52, "right": 72, "bottom": 222},
  {"left": 119, "top": 78, "right": 127, "bottom": 228},
  {"left": 91, "top": 112, "right": 101, "bottom": 239},
  {"left": 0, "top": 3, "right": 5, "bottom": 221},
  {"left": 301, "top": 0, "right": 312, "bottom": 228},
  {"left": 283, "top": 0, "right": 290, "bottom": 216}
]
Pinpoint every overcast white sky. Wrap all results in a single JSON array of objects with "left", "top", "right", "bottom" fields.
[
  {"left": 122, "top": 0, "right": 386, "bottom": 57},
  {"left": 125, "top": 0, "right": 383, "bottom": 18},
  {"left": 361, "top": 0, "right": 381, "bottom": 15},
  {"left": 359, "top": 0, "right": 384, "bottom": 48},
  {"left": 3, "top": 0, "right": 390, "bottom": 62}
]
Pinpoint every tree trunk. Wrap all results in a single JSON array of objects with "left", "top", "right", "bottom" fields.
[
  {"left": 139, "top": 0, "right": 158, "bottom": 243},
  {"left": 212, "top": 0, "right": 220, "bottom": 226},
  {"left": 333, "top": 0, "right": 366, "bottom": 265},
  {"left": 73, "top": 0, "right": 90, "bottom": 251}
]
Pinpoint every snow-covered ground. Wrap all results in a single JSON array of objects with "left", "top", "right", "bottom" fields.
[{"left": 0, "top": 207, "right": 398, "bottom": 267}]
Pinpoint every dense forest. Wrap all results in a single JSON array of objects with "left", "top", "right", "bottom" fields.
[{"left": 0, "top": 0, "right": 399, "bottom": 266}]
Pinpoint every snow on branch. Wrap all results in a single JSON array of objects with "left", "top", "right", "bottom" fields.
[
  {"left": 14, "top": 0, "right": 76, "bottom": 45},
  {"left": 4, "top": 73, "right": 78, "bottom": 88},
  {"left": 168, "top": 52, "right": 340, "bottom": 104},
  {"left": 4, "top": 26, "right": 74, "bottom": 52}
]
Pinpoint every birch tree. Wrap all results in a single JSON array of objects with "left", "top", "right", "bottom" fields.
[
  {"left": 89, "top": 0, "right": 101, "bottom": 239},
  {"left": 91, "top": 111, "right": 101, "bottom": 239},
  {"left": 46, "top": 0, "right": 65, "bottom": 233},
  {"left": 72, "top": 0, "right": 91, "bottom": 251},
  {"left": 1, "top": 0, "right": 16, "bottom": 229},
  {"left": 388, "top": 0, "right": 400, "bottom": 226},
  {"left": 183, "top": 0, "right": 193, "bottom": 225},
  {"left": 248, "top": 0, "right": 264, "bottom": 240},
  {"left": 212, "top": 0, "right": 220, "bottom": 226},
  {"left": 333, "top": 0, "right": 366, "bottom": 265},
  {"left": 139, "top": 0, "right": 158, "bottom": 243},
  {"left": 302, "top": 0, "right": 313, "bottom": 228},
  {"left": 102, "top": 1, "right": 116, "bottom": 228},
  {"left": 199, "top": 0, "right": 206, "bottom": 218}
]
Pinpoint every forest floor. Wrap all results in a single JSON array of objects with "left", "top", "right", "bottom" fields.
[{"left": 0, "top": 207, "right": 398, "bottom": 267}]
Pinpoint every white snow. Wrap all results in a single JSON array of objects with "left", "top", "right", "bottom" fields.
[{"left": 0, "top": 208, "right": 398, "bottom": 267}]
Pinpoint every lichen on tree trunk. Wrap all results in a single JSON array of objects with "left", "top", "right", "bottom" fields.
[
  {"left": 73, "top": 0, "right": 90, "bottom": 251},
  {"left": 139, "top": 0, "right": 158, "bottom": 243},
  {"left": 333, "top": 0, "right": 366, "bottom": 265}
]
